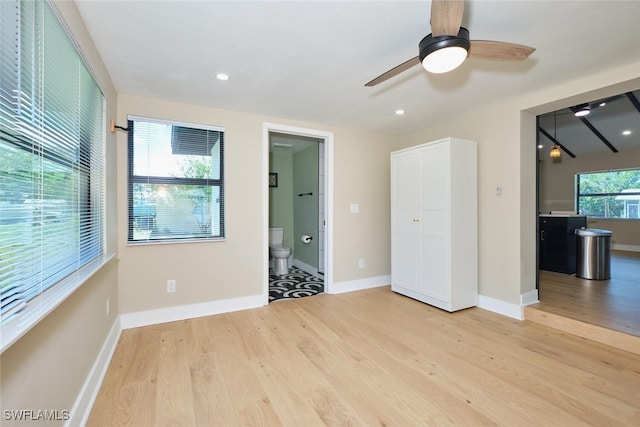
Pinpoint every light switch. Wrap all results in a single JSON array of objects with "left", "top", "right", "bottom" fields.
[{"left": 350, "top": 203, "right": 359, "bottom": 214}]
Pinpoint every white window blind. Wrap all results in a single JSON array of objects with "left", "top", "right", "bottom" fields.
[
  {"left": 0, "top": 0, "right": 105, "bottom": 322},
  {"left": 127, "top": 117, "right": 225, "bottom": 243}
]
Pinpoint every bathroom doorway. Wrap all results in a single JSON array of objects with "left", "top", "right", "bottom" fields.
[{"left": 263, "top": 123, "right": 333, "bottom": 304}]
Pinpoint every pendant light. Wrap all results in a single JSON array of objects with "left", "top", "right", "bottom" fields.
[{"left": 550, "top": 111, "right": 561, "bottom": 158}]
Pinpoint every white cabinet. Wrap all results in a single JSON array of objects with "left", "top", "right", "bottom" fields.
[{"left": 391, "top": 137, "right": 477, "bottom": 312}]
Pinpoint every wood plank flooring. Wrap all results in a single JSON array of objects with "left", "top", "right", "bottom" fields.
[
  {"left": 528, "top": 250, "right": 640, "bottom": 345},
  {"left": 88, "top": 287, "right": 640, "bottom": 426}
]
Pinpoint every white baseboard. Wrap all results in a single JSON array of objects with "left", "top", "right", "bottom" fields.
[
  {"left": 120, "top": 294, "right": 265, "bottom": 330},
  {"left": 477, "top": 294, "right": 523, "bottom": 320},
  {"left": 293, "top": 258, "right": 318, "bottom": 276},
  {"left": 67, "top": 316, "right": 122, "bottom": 427},
  {"left": 330, "top": 275, "right": 390, "bottom": 294},
  {"left": 612, "top": 243, "right": 640, "bottom": 252},
  {"left": 520, "top": 289, "right": 539, "bottom": 307}
]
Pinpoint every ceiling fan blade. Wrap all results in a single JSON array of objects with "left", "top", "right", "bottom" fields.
[
  {"left": 468, "top": 40, "right": 535, "bottom": 61},
  {"left": 365, "top": 56, "right": 420, "bottom": 87},
  {"left": 430, "top": 0, "right": 464, "bottom": 36}
]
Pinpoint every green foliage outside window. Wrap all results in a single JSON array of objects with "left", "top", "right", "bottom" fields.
[{"left": 576, "top": 169, "right": 640, "bottom": 218}]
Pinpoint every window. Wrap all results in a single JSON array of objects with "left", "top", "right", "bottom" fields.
[
  {"left": 127, "top": 117, "right": 225, "bottom": 243},
  {"left": 576, "top": 169, "right": 640, "bottom": 219},
  {"left": 0, "top": 1, "right": 105, "bottom": 321}
]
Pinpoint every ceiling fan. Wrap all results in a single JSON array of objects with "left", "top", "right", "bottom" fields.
[
  {"left": 571, "top": 94, "right": 629, "bottom": 116},
  {"left": 540, "top": 94, "right": 627, "bottom": 118},
  {"left": 365, "top": 0, "right": 536, "bottom": 87}
]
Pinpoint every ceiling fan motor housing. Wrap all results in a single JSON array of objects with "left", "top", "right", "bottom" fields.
[{"left": 419, "top": 27, "right": 470, "bottom": 63}]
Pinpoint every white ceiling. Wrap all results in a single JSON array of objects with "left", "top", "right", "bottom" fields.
[
  {"left": 74, "top": 0, "right": 640, "bottom": 138},
  {"left": 538, "top": 90, "right": 640, "bottom": 157}
]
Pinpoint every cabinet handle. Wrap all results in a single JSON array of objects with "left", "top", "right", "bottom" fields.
[{"left": 541, "top": 230, "right": 545, "bottom": 241}]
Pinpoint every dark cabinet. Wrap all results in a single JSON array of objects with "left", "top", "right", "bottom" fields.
[{"left": 539, "top": 215, "right": 587, "bottom": 274}]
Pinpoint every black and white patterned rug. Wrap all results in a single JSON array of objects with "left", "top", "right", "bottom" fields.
[{"left": 269, "top": 266, "right": 324, "bottom": 302}]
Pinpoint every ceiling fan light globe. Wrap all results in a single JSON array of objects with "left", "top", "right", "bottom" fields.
[
  {"left": 419, "top": 27, "right": 470, "bottom": 74},
  {"left": 422, "top": 47, "right": 468, "bottom": 73},
  {"left": 573, "top": 103, "right": 591, "bottom": 117}
]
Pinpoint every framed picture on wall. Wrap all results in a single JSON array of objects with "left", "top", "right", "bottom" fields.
[{"left": 269, "top": 172, "right": 278, "bottom": 187}]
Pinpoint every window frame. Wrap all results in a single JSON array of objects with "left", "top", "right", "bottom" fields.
[
  {"left": 575, "top": 168, "right": 640, "bottom": 219},
  {"left": 126, "top": 116, "right": 226, "bottom": 244}
]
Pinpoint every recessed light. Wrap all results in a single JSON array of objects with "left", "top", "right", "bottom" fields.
[
  {"left": 216, "top": 73, "right": 229, "bottom": 81},
  {"left": 538, "top": 144, "right": 543, "bottom": 149},
  {"left": 622, "top": 130, "right": 632, "bottom": 136},
  {"left": 395, "top": 109, "right": 405, "bottom": 116},
  {"left": 599, "top": 102, "right": 606, "bottom": 107}
]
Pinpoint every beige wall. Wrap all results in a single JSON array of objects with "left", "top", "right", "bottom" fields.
[
  {"left": 117, "top": 95, "right": 396, "bottom": 313},
  {"left": 399, "top": 63, "right": 640, "bottom": 305},
  {"left": 332, "top": 128, "right": 396, "bottom": 281},
  {"left": 0, "top": 262, "right": 118, "bottom": 425},
  {"left": 540, "top": 146, "right": 640, "bottom": 247},
  {"left": 0, "top": 1, "right": 119, "bottom": 424}
]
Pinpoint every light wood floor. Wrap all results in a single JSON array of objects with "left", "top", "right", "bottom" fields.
[
  {"left": 88, "top": 287, "right": 640, "bottom": 426},
  {"left": 534, "top": 250, "right": 640, "bottom": 337}
]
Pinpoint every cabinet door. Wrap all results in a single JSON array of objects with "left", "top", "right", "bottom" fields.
[
  {"left": 540, "top": 217, "right": 570, "bottom": 273},
  {"left": 391, "top": 152, "right": 420, "bottom": 291},
  {"left": 419, "top": 144, "right": 449, "bottom": 300}
]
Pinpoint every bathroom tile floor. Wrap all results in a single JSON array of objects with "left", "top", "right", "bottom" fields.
[{"left": 269, "top": 266, "right": 324, "bottom": 302}]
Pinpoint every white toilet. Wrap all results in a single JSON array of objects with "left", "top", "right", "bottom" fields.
[{"left": 269, "top": 228, "right": 292, "bottom": 275}]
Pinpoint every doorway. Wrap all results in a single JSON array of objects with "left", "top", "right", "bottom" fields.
[
  {"left": 262, "top": 123, "right": 333, "bottom": 304},
  {"left": 533, "top": 89, "right": 640, "bottom": 339}
]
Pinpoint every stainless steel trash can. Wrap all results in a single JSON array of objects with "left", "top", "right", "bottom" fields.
[{"left": 575, "top": 228, "right": 612, "bottom": 280}]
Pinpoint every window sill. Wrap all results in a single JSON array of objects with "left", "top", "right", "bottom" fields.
[
  {"left": 0, "top": 253, "right": 116, "bottom": 354},
  {"left": 127, "top": 237, "right": 226, "bottom": 246}
]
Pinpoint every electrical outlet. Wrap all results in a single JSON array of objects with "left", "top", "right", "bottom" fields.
[
  {"left": 358, "top": 259, "right": 365, "bottom": 269},
  {"left": 106, "top": 296, "right": 110, "bottom": 317},
  {"left": 167, "top": 279, "right": 176, "bottom": 293}
]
